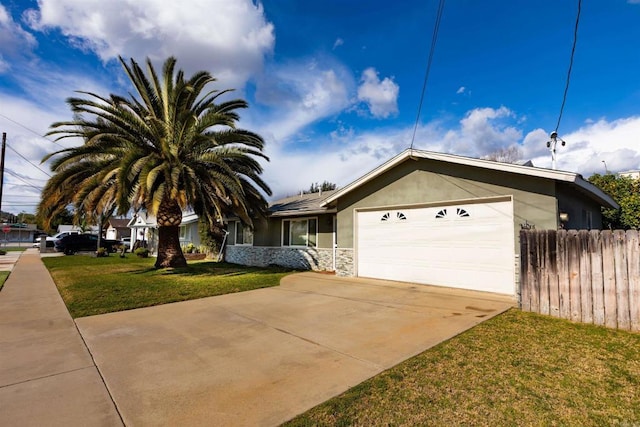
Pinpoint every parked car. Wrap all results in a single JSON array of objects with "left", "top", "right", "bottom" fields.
[
  {"left": 33, "top": 231, "right": 81, "bottom": 248},
  {"left": 54, "top": 234, "right": 122, "bottom": 255}
]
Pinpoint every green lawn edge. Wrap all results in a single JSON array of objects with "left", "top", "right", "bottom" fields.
[
  {"left": 0, "top": 271, "right": 9, "bottom": 291},
  {"left": 285, "top": 309, "right": 640, "bottom": 427},
  {"left": 42, "top": 254, "right": 296, "bottom": 318}
]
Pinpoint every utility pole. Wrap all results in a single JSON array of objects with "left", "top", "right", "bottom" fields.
[
  {"left": 546, "top": 131, "right": 566, "bottom": 170},
  {"left": 0, "top": 133, "right": 6, "bottom": 220}
]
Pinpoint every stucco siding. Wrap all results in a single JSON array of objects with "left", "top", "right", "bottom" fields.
[
  {"left": 336, "top": 159, "right": 559, "bottom": 249},
  {"left": 555, "top": 183, "right": 603, "bottom": 229}
]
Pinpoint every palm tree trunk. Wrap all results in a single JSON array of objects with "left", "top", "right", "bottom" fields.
[{"left": 154, "top": 198, "right": 187, "bottom": 268}]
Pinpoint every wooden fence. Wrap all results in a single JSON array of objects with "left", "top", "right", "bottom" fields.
[{"left": 520, "top": 229, "right": 640, "bottom": 332}]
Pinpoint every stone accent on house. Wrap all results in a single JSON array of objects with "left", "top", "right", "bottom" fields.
[
  {"left": 225, "top": 246, "right": 334, "bottom": 271},
  {"left": 335, "top": 248, "right": 354, "bottom": 277}
]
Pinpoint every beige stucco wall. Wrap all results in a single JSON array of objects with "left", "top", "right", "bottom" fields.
[
  {"left": 230, "top": 213, "right": 335, "bottom": 249},
  {"left": 335, "top": 159, "right": 561, "bottom": 250}
]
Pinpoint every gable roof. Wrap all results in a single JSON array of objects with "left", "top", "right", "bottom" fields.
[
  {"left": 320, "top": 148, "right": 618, "bottom": 209},
  {"left": 107, "top": 218, "right": 131, "bottom": 229},
  {"left": 269, "top": 190, "right": 338, "bottom": 217}
]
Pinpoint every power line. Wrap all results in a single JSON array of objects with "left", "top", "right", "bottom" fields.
[
  {"left": 410, "top": 0, "right": 446, "bottom": 150},
  {"left": 5, "top": 143, "right": 51, "bottom": 177},
  {"left": 4, "top": 169, "right": 43, "bottom": 192},
  {"left": 555, "top": 0, "right": 582, "bottom": 133},
  {"left": 0, "top": 112, "right": 66, "bottom": 148}
]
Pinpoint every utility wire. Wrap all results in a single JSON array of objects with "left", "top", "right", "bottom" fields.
[
  {"left": 0, "top": 112, "right": 66, "bottom": 148},
  {"left": 555, "top": 0, "right": 582, "bottom": 133},
  {"left": 4, "top": 169, "right": 43, "bottom": 192},
  {"left": 5, "top": 144, "right": 51, "bottom": 177},
  {"left": 410, "top": 0, "right": 446, "bottom": 150}
]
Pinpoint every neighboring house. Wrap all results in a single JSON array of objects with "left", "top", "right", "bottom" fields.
[
  {"left": 1, "top": 223, "right": 40, "bottom": 244},
  {"left": 619, "top": 170, "right": 640, "bottom": 180},
  {"left": 225, "top": 148, "right": 618, "bottom": 298},
  {"left": 104, "top": 218, "right": 132, "bottom": 240},
  {"left": 127, "top": 211, "right": 200, "bottom": 253},
  {"left": 57, "top": 224, "right": 100, "bottom": 234}
]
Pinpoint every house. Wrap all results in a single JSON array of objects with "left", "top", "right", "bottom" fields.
[
  {"left": 57, "top": 224, "right": 100, "bottom": 234},
  {"left": 619, "top": 170, "right": 640, "bottom": 180},
  {"left": 225, "top": 148, "right": 618, "bottom": 297},
  {"left": 127, "top": 211, "right": 201, "bottom": 253},
  {"left": 104, "top": 218, "right": 132, "bottom": 240}
]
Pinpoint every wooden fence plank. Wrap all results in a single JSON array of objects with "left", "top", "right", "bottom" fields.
[
  {"left": 589, "top": 230, "right": 605, "bottom": 327},
  {"left": 519, "top": 230, "right": 531, "bottom": 312},
  {"left": 614, "top": 230, "right": 631, "bottom": 330},
  {"left": 602, "top": 231, "right": 618, "bottom": 329},
  {"left": 567, "top": 230, "right": 582, "bottom": 323},
  {"left": 539, "top": 231, "right": 551, "bottom": 315},
  {"left": 627, "top": 230, "right": 640, "bottom": 332},
  {"left": 558, "top": 230, "right": 571, "bottom": 320},
  {"left": 579, "top": 230, "right": 593, "bottom": 324},
  {"left": 530, "top": 231, "right": 541, "bottom": 314},
  {"left": 547, "top": 230, "right": 560, "bottom": 317}
]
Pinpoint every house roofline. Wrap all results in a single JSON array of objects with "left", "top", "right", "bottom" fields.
[{"left": 320, "top": 148, "right": 618, "bottom": 210}]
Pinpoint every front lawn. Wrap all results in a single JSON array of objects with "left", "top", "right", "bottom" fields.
[
  {"left": 43, "top": 255, "right": 295, "bottom": 318},
  {"left": 286, "top": 309, "right": 640, "bottom": 426},
  {"left": 0, "top": 271, "right": 9, "bottom": 291}
]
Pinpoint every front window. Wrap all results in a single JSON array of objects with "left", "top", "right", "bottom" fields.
[
  {"left": 179, "top": 225, "right": 187, "bottom": 240},
  {"left": 282, "top": 218, "right": 317, "bottom": 247},
  {"left": 234, "top": 221, "right": 253, "bottom": 245}
]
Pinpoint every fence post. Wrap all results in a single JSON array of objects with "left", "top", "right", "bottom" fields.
[
  {"left": 602, "top": 231, "right": 618, "bottom": 329},
  {"left": 614, "top": 230, "right": 631, "bottom": 330},
  {"left": 590, "top": 230, "right": 605, "bottom": 327},
  {"left": 579, "top": 230, "right": 593, "bottom": 324},
  {"left": 626, "top": 230, "right": 640, "bottom": 332}
]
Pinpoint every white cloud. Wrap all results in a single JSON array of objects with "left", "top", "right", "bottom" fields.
[
  {"left": 0, "top": 3, "right": 36, "bottom": 73},
  {"left": 357, "top": 68, "right": 399, "bottom": 119},
  {"left": 522, "top": 117, "right": 640, "bottom": 175},
  {"left": 456, "top": 86, "right": 465, "bottom": 94},
  {"left": 24, "top": 0, "right": 274, "bottom": 89},
  {"left": 332, "top": 38, "right": 344, "bottom": 49},
  {"left": 252, "top": 59, "right": 353, "bottom": 142}
]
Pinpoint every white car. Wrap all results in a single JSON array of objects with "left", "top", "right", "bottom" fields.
[{"left": 33, "top": 231, "right": 82, "bottom": 247}]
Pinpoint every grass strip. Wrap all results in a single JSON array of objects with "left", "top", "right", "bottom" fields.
[
  {"left": 43, "top": 255, "right": 295, "bottom": 318},
  {"left": 286, "top": 309, "right": 640, "bottom": 427}
]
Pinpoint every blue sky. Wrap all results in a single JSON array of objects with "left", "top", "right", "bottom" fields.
[{"left": 1, "top": 0, "right": 640, "bottom": 214}]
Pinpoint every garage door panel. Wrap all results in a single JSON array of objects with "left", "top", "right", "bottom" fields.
[{"left": 356, "top": 201, "right": 515, "bottom": 295}]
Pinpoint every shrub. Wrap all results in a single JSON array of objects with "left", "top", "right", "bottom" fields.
[
  {"left": 134, "top": 247, "right": 150, "bottom": 258},
  {"left": 96, "top": 247, "right": 109, "bottom": 257},
  {"left": 0, "top": 249, "right": 6, "bottom": 256}
]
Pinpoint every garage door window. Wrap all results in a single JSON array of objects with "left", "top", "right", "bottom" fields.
[
  {"left": 435, "top": 208, "right": 470, "bottom": 219},
  {"left": 282, "top": 218, "right": 317, "bottom": 247}
]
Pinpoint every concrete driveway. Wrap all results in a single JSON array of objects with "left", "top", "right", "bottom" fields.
[{"left": 76, "top": 272, "right": 515, "bottom": 426}]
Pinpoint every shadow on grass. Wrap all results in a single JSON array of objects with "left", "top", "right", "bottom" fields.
[{"left": 130, "top": 261, "right": 296, "bottom": 277}]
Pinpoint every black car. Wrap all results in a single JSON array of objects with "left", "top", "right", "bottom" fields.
[{"left": 54, "top": 234, "right": 122, "bottom": 255}]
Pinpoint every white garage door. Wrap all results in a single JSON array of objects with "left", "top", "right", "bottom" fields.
[{"left": 356, "top": 200, "right": 515, "bottom": 295}]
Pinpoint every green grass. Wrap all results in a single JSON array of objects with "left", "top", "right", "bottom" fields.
[
  {"left": 1, "top": 247, "right": 28, "bottom": 252},
  {"left": 42, "top": 255, "right": 295, "bottom": 318},
  {"left": 0, "top": 271, "right": 9, "bottom": 291},
  {"left": 286, "top": 309, "right": 640, "bottom": 427}
]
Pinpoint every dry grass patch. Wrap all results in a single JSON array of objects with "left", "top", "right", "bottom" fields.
[{"left": 286, "top": 309, "right": 640, "bottom": 426}]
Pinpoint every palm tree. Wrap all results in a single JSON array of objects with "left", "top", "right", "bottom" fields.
[{"left": 38, "top": 56, "right": 271, "bottom": 268}]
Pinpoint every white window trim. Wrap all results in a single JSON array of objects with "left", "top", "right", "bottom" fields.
[
  {"left": 233, "top": 221, "right": 254, "bottom": 246},
  {"left": 281, "top": 217, "right": 318, "bottom": 248}
]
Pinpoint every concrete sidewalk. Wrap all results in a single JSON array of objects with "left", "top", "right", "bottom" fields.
[{"left": 0, "top": 249, "right": 122, "bottom": 426}]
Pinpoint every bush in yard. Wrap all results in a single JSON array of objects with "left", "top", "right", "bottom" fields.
[
  {"left": 96, "top": 247, "right": 109, "bottom": 257},
  {"left": 134, "top": 247, "right": 150, "bottom": 258},
  {"left": 0, "top": 250, "right": 6, "bottom": 256}
]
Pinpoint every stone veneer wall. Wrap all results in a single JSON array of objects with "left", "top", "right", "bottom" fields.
[
  {"left": 334, "top": 248, "right": 354, "bottom": 277},
  {"left": 225, "top": 246, "right": 334, "bottom": 271}
]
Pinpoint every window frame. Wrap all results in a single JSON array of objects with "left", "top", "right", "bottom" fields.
[
  {"left": 281, "top": 217, "right": 318, "bottom": 248},
  {"left": 233, "top": 221, "right": 254, "bottom": 246}
]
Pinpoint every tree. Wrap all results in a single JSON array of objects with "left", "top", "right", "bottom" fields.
[
  {"left": 39, "top": 56, "right": 271, "bottom": 268},
  {"left": 483, "top": 146, "right": 522, "bottom": 163},
  {"left": 304, "top": 181, "right": 337, "bottom": 194},
  {"left": 588, "top": 173, "right": 640, "bottom": 229}
]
